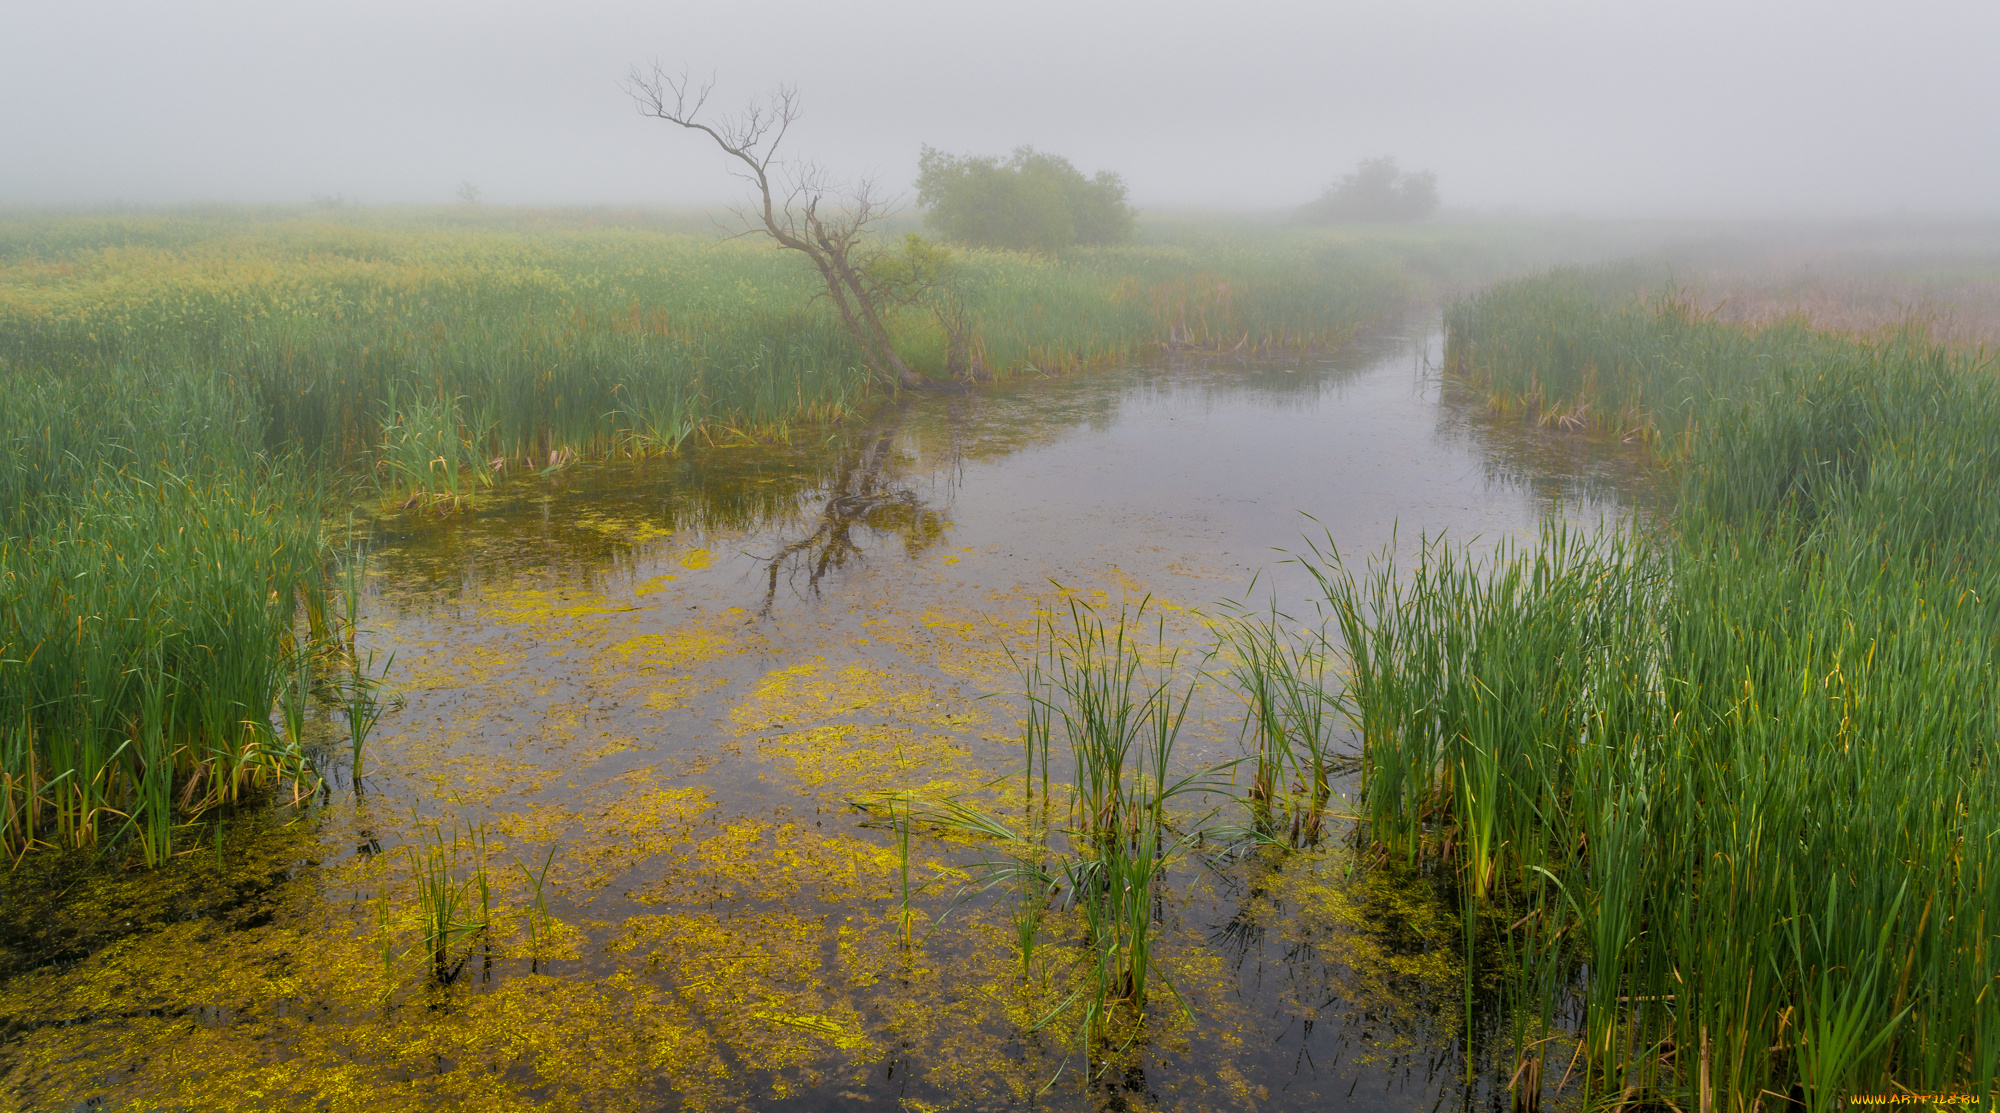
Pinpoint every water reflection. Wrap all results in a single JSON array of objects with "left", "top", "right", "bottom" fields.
[
  {"left": 368, "top": 321, "right": 1642, "bottom": 624},
  {"left": 2, "top": 320, "right": 1651, "bottom": 1112},
  {"left": 756, "top": 400, "right": 951, "bottom": 615}
]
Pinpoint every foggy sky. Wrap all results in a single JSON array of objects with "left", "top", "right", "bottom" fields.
[{"left": 4, "top": 0, "right": 1997, "bottom": 218}]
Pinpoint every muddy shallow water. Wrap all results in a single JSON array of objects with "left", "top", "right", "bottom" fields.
[{"left": 1, "top": 321, "right": 1651, "bottom": 1112}]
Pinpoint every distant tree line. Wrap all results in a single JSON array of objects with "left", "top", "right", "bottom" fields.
[
  {"left": 1297, "top": 157, "right": 1439, "bottom": 223},
  {"left": 916, "top": 145, "right": 1135, "bottom": 252}
]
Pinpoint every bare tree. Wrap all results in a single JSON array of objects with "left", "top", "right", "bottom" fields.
[{"left": 625, "top": 65, "right": 927, "bottom": 390}]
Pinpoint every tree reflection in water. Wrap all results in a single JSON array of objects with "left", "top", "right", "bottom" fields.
[{"left": 756, "top": 399, "right": 949, "bottom": 616}]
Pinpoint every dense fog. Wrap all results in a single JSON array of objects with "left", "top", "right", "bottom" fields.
[{"left": 3, "top": 0, "right": 1997, "bottom": 216}]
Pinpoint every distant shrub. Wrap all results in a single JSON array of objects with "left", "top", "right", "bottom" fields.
[
  {"left": 916, "top": 145, "right": 1136, "bottom": 252},
  {"left": 1298, "top": 157, "right": 1439, "bottom": 223}
]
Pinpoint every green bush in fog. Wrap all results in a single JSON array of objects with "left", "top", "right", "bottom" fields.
[
  {"left": 916, "top": 145, "right": 1135, "bottom": 252},
  {"left": 1298, "top": 157, "right": 1439, "bottom": 223}
]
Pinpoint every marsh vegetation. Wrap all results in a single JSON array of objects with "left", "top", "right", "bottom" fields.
[
  {"left": 1421, "top": 268, "right": 2000, "bottom": 1105},
  {"left": 0, "top": 206, "right": 1462, "bottom": 859},
  {"left": 2, "top": 207, "right": 1993, "bottom": 1110}
]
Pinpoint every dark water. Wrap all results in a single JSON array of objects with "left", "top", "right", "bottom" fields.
[{"left": 0, "top": 320, "right": 1649, "bottom": 1113}]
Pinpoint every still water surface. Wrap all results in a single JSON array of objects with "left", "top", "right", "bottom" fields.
[{"left": 1, "top": 321, "right": 1648, "bottom": 1112}]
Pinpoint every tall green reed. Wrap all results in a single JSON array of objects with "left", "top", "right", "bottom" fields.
[
  {"left": 1323, "top": 269, "right": 2000, "bottom": 1106},
  {"left": 864, "top": 596, "right": 1220, "bottom": 1068},
  {"left": 375, "top": 381, "right": 495, "bottom": 511},
  {"left": 404, "top": 814, "right": 496, "bottom": 983},
  {"left": 1217, "top": 605, "right": 1345, "bottom": 849},
  {"left": 515, "top": 841, "right": 558, "bottom": 972},
  {"left": 0, "top": 212, "right": 1436, "bottom": 472},
  {"left": 341, "top": 649, "right": 395, "bottom": 790},
  {"left": 1030, "top": 598, "right": 1216, "bottom": 1027},
  {"left": 0, "top": 362, "right": 334, "bottom": 858}
]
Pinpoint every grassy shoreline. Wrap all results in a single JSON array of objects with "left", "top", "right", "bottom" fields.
[
  {"left": 0, "top": 208, "right": 1468, "bottom": 465},
  {"left": 1333, "top": 267, "right": 2000, "bottom": 1105}
]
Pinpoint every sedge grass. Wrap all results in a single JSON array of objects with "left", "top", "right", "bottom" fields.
[
  {"left": 514, "top": 841, "right": 558, "bottom": 972},
  {"left": 1216, "top": 604, "right": 1346, "bottom": 849},
  {"left": 858, "top": 595, "right": 1222, "bottom": 1078},
  {"left": 403, "top": 814, "right": 496, "bottom": 984},
  {"left": 0, "top": 362, "right": 335, "bottom": 858},
  {"left": 1316, "top": 268, "right": 2000, "bottom": 1106},
  {"left": 340, "top": 649, "right": 394, "bottom": 791}
]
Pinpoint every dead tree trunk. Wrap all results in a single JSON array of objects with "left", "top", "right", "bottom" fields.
[{"left": 625, "top": 67, "right": 927, "bottom": 391}]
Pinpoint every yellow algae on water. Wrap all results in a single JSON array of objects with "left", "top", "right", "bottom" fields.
[
  {"left": 755, "top": 722, "right": 975, "bottom": 791},
  {"left": 480, "top": 585, "right": 648, "bottom": 624},
  {"left": 572, "top": 512, "right": 674, "bottom": 545},
  {"left": 856, "top": 603, "right": 1019, "bottom": 687},
  {"left": 626, "top": 818, "right": 967, "bottom": 909},
  {"left": 484, "top": 772, "right": 719, "bottom": 897},
  {"left": 1235, "top": 846, "right": 1465, "bottom": 1057},
  {"left": 751, "top": 1009, "right": 863, "bottom": 1051},
  {"left": 0, "top": 915, "right": 744, "bottom": 1112},
  {"left": 602, "top": 618, "right": 745, "bottom": 672},
  {"left": 0, "top": 775, "right": 1303, "bottom": 1112},
  {"left": 562, "top": 602, "right": 644, "bottom": 616},
  {"left": 729, "top": 659, "right": 933, "bottom": 731},
  {"left": 637, "top": 676, "right": 727, "bottom": 712},
  {"left": 609, "top": 908, "right": 890, "bottom": 1084},
  {"left": 1112, "top": 564, "right": 1169, "bottom": 604},
  {"left": 493, "top": 771, "right": 714, "bottom": 846},
  {"left": 633, "top": 572, "right": 679, "bottom": 595},
  {"left": 678, "top": 547, "right": 713, "bottom": 570},
  {"left": 0, "top": 817, "right": 733, "bottom": 1112}
]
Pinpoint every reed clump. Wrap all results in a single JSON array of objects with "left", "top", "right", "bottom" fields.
[
  {"left": 1217, "top": 604, "right": 1347, "bottom": 850},
  {"left": 0, "top": 361, "right": 352, "bottom": 861},
  {"left": 859, "top": 596, "right": 1220, "bottom": 1084},
  {"left": 1330, "top": 271, "right": 2000, "bottom": 1107},
  {"left": 1025, "top": 598, "right": 1212, "bottom": 1032},
  {"left": 404, "top": 814, "right": 497, "bottom": 984},
  {"left": 356, "top": 813, "right": 562, "bottom": 986}
]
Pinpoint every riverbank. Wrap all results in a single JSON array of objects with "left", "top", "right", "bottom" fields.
[{"left": 1367, "top": 267, "right": 2000, "bottom": 1104}]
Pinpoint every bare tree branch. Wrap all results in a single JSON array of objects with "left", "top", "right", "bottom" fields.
[{"left": 623, "top": 66, "right": 928, "bottom": 390}]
